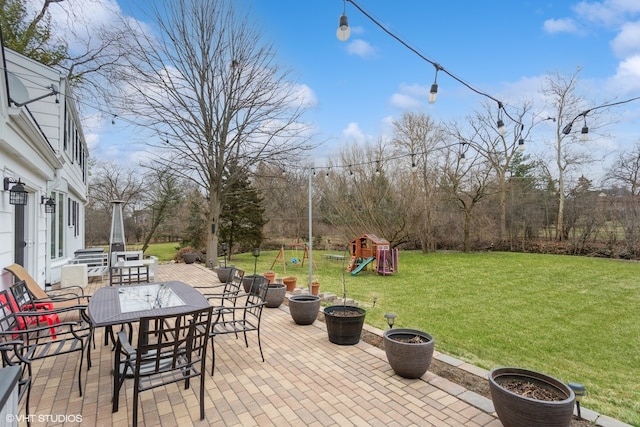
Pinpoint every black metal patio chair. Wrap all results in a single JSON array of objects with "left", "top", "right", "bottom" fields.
[
  {"left": 112, "top": 306, "right": 214, "bottom": 427},
  {"left": 209, "top": 275, "right": 269, "bottom": 375}
]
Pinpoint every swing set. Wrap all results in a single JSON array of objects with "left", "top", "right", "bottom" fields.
[{"left": 270, "top": 243, "right": 317, "bottom": 273}]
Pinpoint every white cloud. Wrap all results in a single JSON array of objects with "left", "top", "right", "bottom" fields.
[
  {"left": 573, "top": 0, "right": 640, "bottom": 27},
  {"left": 611, "top": 21, "right": 640, "bottom": 57},
  {"left": 342, "top": 122, "right": 370, "bottom": 145},
  {"left": 346, "top": 39, "right": 376, "bottom": 59},
  {"left": 291, "top": 83, "right": 318, "bottom": 108},
  {"left": 609, "top": 54, "right": 640, "bottom": 92},
  {"left": 389, "top": 83, "right": 429, "bottom": 110},
  {"left": 543, "top": 18, "right": 581, "bottom": 34}
]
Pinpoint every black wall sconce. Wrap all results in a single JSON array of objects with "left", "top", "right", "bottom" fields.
[
  {"left": 41, "top": 195, "right": 56, "bottom": 213},
  {"left": 4, "top": 177, "right": 28, "bottom": 205}
]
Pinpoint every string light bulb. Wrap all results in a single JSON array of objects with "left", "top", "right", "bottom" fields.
[
  {"left": 429, "top": 65, "right": 442, "bottom": 104},
  {"left": 411, "top": 154, "right": 417, "bottom": 172},
  {"left": 336, "top": 1, "right": 350, "bottom": 43},
  {"left": 497, "top": 119, "right": 506, "bottom": 135},
  {"left": 375, "top": 160, "right": 381, "bottom": 175},
  {"left": 581, "top": 119, "right": 589, "bottom": 141},
  {"left": 518, "top": 138, "right": 525, "bottom": 152}
]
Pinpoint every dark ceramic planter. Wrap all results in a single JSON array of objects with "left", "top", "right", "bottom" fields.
[
  {"left": 216, "top": 266, "right": 234, "bottom": 283},
  {"left": 265, "top": 283, "right": 286, "bottom": 308},
  {"left": 488, "top": 367, "right": 575, "bottom": 427},
  {"left": 323, "top": 305, "right": 366, "bottom": 345},
  {"left": 288, "top": 295, "right": 321, "bottom": 325},
  {"left": 383, "top": 328, "right": 434, "bottom": 379},
  {"left": 182, "top": 253, "right": 197, "bottom": 264},
  {"left": 242, "top": 275, "right": 265, "bottom": 295}
]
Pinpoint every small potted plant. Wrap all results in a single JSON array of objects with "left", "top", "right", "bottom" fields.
[{"left": 324, "top": 247, "right": 365, "bottom": 345}]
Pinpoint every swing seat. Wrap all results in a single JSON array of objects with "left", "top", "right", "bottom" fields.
[{"left": 291, "top": 258, "right": 299, "bottom": 264}]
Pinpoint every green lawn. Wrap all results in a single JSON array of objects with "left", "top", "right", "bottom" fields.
[{"left": 148, "top": 246, "right": 640, "bottom": 425}]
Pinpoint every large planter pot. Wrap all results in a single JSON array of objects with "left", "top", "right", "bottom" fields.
[
  {"left": 182, "top": 253, "right": 197, "bottom": 264},
  {"left": 265, "top": 283, "right": 286, "bottom": 308},
  {"left": 282, "top": 276, "right": 297, "bottom": 292},
  {"left": 288, "top": 295, "right": 321, "bottom": 325},
  {"left": 242, "top": 275, "right": 265, "bottom": 295},
  {"left": 216, "top": 266, "right": 234, "bottom": 283},
  {"left": 324, "top": 305, "right": 366, "bottom": 345},
  {"left": 489, "top": 367, "right": 575, "bottom": 427},
  {"left": 383, "top": 328, "right": 434, "bottom": 379}
]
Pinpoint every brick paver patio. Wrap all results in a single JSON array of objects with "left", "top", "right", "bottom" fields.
[{"left": 22, "top": 263, "right": 505, "bottom": 426}]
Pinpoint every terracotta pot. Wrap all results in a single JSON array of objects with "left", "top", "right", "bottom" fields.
[
  {"left": 263, "top": 271, "right": 276, "bottom": 284},
  {"left": 489, "top": 367, "right": 575, "bottom": 427},
  {"left": 282, "top": 276, "right": 297, "bottom": 292},
  {"left": 311, "top": 281, "right": 320, "bottom": 295},
  {"left": 383, "top": 328, "right": 434, "bottom": 379},
  {"left": 288, "top": 295, "right": 321, "bottom": 325},
  {"left": 323, "top": 305, "right": 366, "bottom": 345}
]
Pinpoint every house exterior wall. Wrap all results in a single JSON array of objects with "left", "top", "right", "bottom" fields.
[{"left": 0, "top": 47, "right": 89, "bottom": 290}]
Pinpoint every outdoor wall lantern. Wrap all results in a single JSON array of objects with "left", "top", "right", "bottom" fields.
[
  {"left": 384, "top": 312, "right": 397, "bottom": 329},
  {"left": 568, "top": 382, "right": 586, "bottom": 419},
  {"left": 4, "top": 177, "right": 28, "bottom": 205},
  {"left": 41, "top": 195, "right": 56, "bottom": 213}
]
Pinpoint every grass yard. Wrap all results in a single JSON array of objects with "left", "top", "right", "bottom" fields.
[{"left": 220, "top": 249, "right": 640, "bottom": 426}]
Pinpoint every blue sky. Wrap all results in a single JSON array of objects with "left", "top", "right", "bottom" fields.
[{"left": 49, "top": 0, "right": 640, "bottom": 182}]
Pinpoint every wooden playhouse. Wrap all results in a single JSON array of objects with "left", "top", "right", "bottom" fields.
[{"left": 347, "top": 234, "right": 398, "bottom": 275}]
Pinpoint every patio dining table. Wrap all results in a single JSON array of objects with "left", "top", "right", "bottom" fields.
[{"left": 88, "top": 281, "right": 209, "bottom": 328}]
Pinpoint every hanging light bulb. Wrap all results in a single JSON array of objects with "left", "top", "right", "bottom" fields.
[
  {"left": 580, "top": 125, "right": 589, "bottom": 141},
  {"left": 411, "top": 154, "right": 417, "bottom": 172},
  {"left": 429, "top": 65, "right": 441, "bottom": 104},
  {"left": 336, "top": 14, "right": 350, "bottom": 41},
  {"left": 518, "top": 138, "right": 525, "bottom": 152},
  {"left": 375, "top": 160, "right": 381, "bottom": 175},
  {"left": 459, "top": 152, "right": 466, "bottom": 164},
  {"left": 326, "top": 168, "right": 330, "bottom": 177},
  {"left": 497, "top": 119, "right": 506, "bottom": 135}
]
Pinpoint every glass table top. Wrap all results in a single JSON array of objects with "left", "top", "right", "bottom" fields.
[{"left": 118, "top": 283, "right": 185, "bottom": 313}]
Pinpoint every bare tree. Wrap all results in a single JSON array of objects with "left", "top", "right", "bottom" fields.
[
  {"left": 452, "top": 101, "right": 535, "bottom": 244},
  {"left": 440, "top": 146, "right": 493, "bottom": 252},
  {"left": 113, "top": 0, "right": 314, "bottom": 266},
  {"left": 542, "top": 69, "right": 595, "bottom": 241},
  {"left": 138, "top": 167, "right": 182, "bottom": 252},
  {"left": 391, "top": 112, "right": 446, "bottom": 252}
]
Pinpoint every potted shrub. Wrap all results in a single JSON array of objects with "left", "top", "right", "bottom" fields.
[
  {"left": 288, "top": 294, "right": 321, "bottom": 325},
  {"left": 324, "top": 249, "right": 365, "bottom": 345},
  {"left": 383, "top": 328, "right": 434, "bottom": 379},
  {"left": 488, "top": 367, "right": 575, "bottom": 427}
]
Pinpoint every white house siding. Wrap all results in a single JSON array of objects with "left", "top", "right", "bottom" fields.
[{"left": 1, "top": 47, "right": 88, "bottom": 290}]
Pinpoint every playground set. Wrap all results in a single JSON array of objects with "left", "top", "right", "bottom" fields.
[
  {"left": 347, "top": 234, "right": 398, "bottom": 276},
  {"left": 269, "top": 235, "right": 398, "bottom": 276},
  {"left": 270, "top": 243, "right": 316, "bottom": 273}
]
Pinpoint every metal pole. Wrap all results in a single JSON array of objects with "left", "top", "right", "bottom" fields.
[{"left": 308, "top": 168, "right": 313, "bottom": 292}]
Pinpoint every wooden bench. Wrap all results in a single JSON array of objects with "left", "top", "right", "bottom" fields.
[{"left": 69, "top": 248, "right": 109, "bottom": 280}]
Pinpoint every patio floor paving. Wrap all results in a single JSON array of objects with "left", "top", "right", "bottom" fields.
[{"left": 23, "top": 263, "right": 507, "bottom": 426}]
